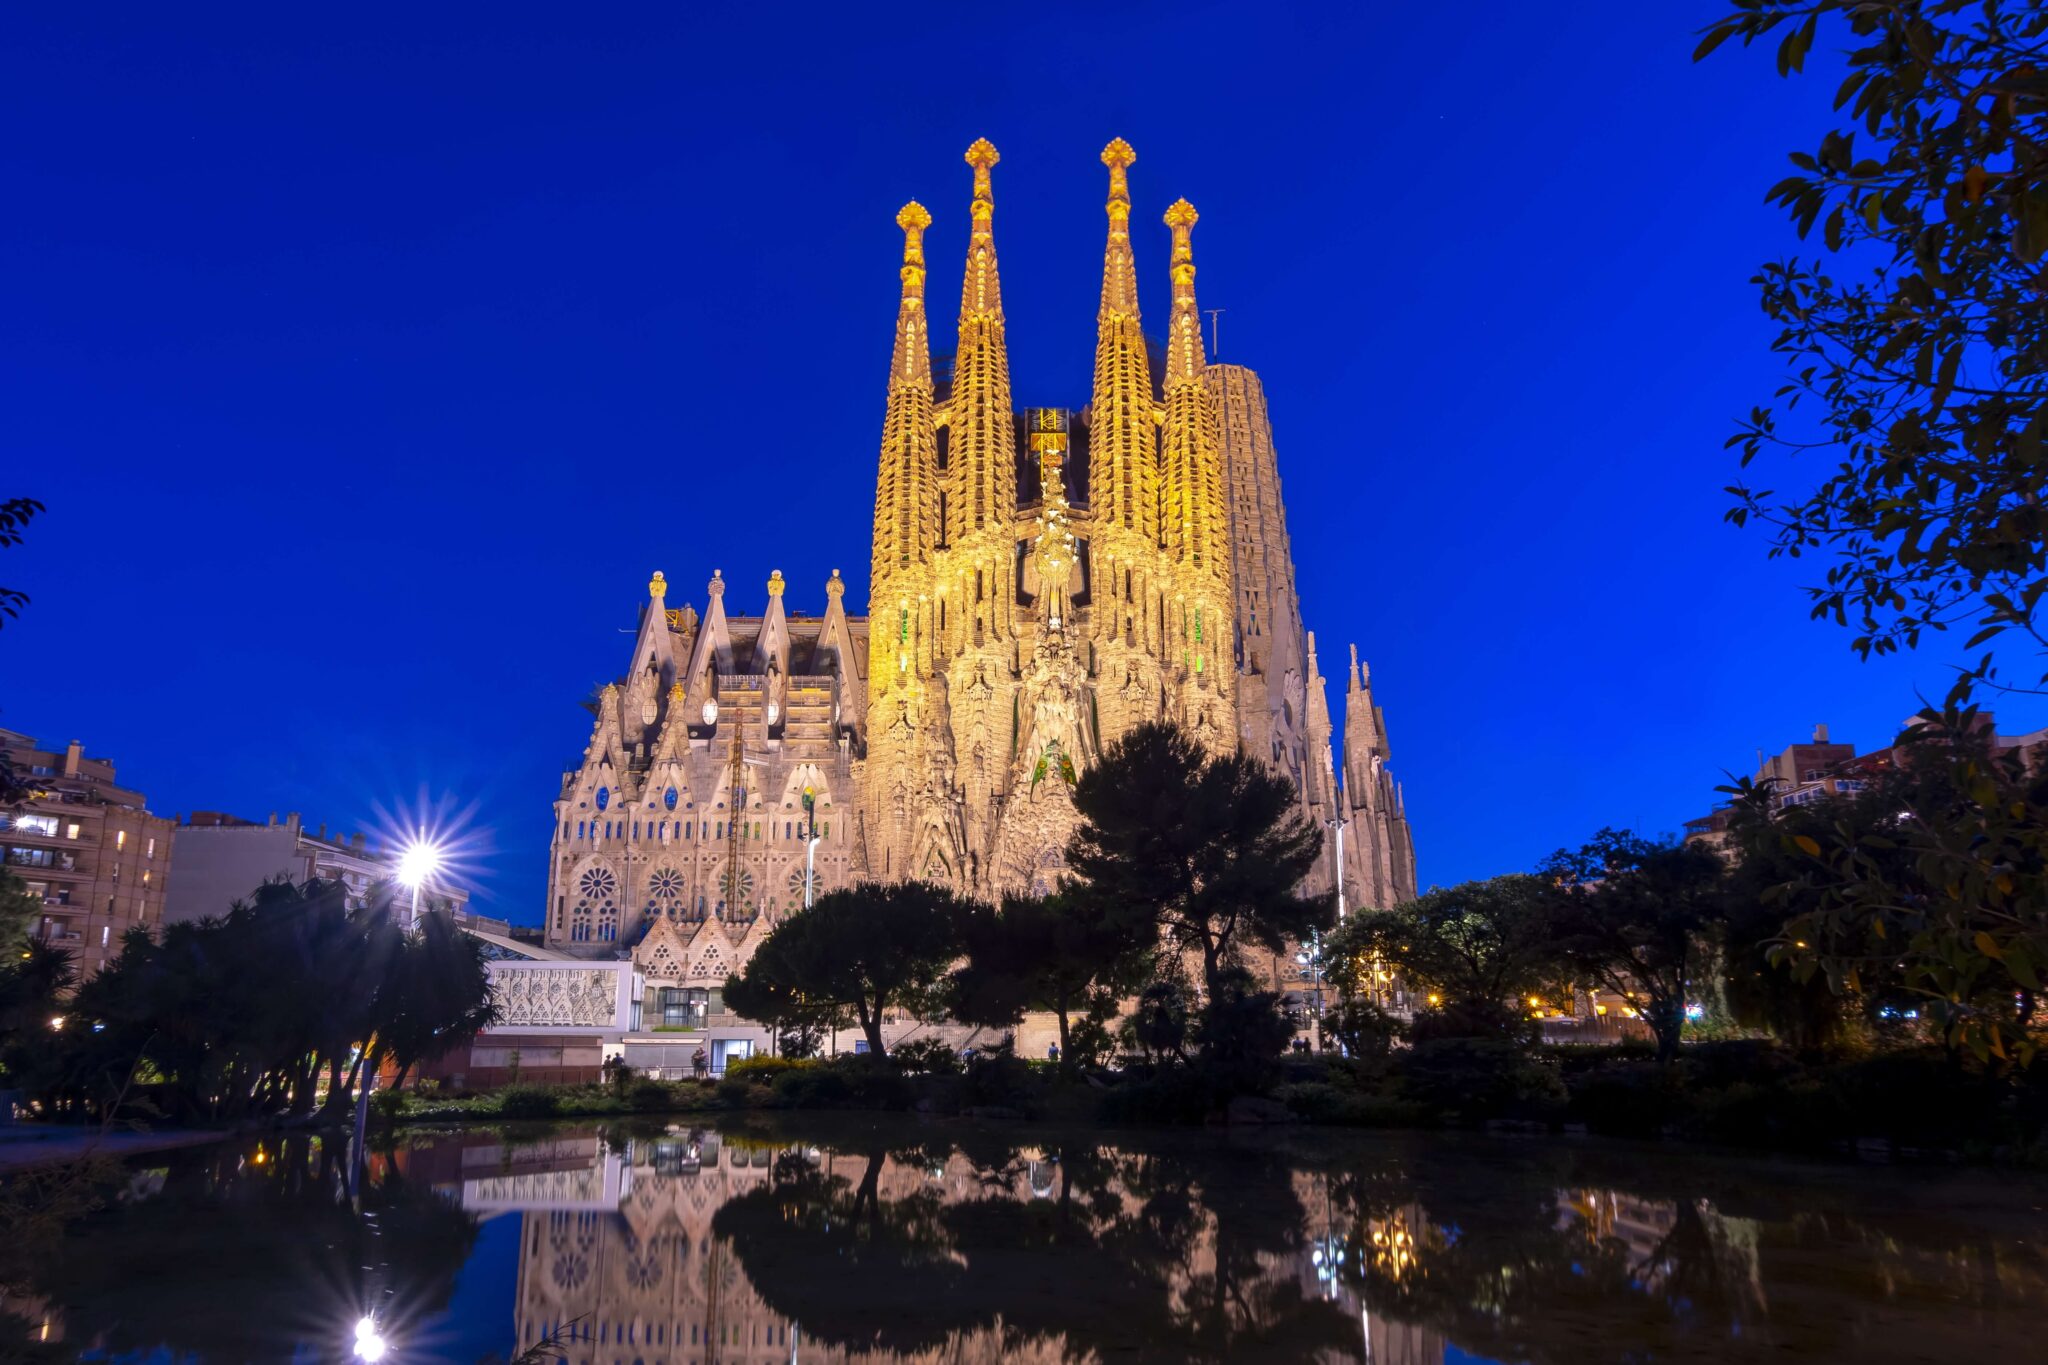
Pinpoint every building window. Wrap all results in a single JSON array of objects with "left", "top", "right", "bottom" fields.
[
  {"left": 116, "top": 830, "right": 127, "bottom": 851},
  {"left": 146, "top": 836, "right": 155, "bottom": 859},
  {"left": 142, "top": 869, "right": 151, "bottom": 886},
  {"left": 100, "top": 925, "right": 110, "bottom": 947},
  {"left": 65, "top": 822, "right": 82, "bottom": 840}
]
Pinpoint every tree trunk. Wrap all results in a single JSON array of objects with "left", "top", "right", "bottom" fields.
[
  {"left": 860, "top": 994, "right": 888, "bottom": 1056},
  {"left": 1052, "top": 981, "right": 1074, "bottom": 1077},
  {"left": 1651, "top": 1000, "right": 1683, "bottom": 1063}
]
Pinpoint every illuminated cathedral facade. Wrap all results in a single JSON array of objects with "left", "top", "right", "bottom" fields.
[{"left": 542, "top": 139, "right": 1416, "bottom": 971}]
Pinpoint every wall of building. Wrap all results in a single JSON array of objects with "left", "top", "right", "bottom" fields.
[{"left": 1, "top": 728, "right": 176, "bottom": 978}]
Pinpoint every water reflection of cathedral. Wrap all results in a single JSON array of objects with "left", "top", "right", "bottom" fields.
[{"left": 451, "top": 1132, "right": 1447, "bottom": 1365}]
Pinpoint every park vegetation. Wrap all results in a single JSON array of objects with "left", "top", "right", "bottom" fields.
[
  {"left": 1699, "top": 0, "right": 2048, "bottom": 1064},
  {"left": 700, "top": 711, "right": 2048, "bottom": 1160},
  {"left": 0, "top": 876, "right": 498, "bottom": 1127}
]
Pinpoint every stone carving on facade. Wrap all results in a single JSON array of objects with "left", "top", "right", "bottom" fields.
[{"left": 493, "top": 967, "right": 618, "bottom": 1028}]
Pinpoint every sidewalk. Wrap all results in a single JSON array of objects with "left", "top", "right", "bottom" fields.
[{"left": 0, "top": 1125, "right": 229, "bottom": 1173}]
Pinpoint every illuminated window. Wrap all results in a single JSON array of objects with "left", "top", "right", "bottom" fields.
[{"left": 116, "top": 830, "right": 127, "bottom": 851}]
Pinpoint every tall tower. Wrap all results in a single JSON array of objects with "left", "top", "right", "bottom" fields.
[
  {"left": 1157, "top": 198, "right": 1235, "bottom": 749},
  {"left": 865, "top": 200, "right": 964, "bottom": 883},
  {"left": 936, "top": 139, "right": 1021, "bottom": 888},
  {"left": 869, "top": 201, "right": 940, "bottom": 688},
  {"left": 1210, "top": 364, "right": 1309, "bottom": 793},
  {"left": 1087, "top": 138, "right": 1168, "bottom": 743}
]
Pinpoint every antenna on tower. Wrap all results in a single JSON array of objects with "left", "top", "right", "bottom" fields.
[{"left": 1204, "top": 307, "right": 1225, "bottom": 357}]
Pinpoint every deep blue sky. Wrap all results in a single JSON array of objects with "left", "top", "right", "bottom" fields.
[{"left": 5, "top": 4, "right": 2033, "bottom": 923}]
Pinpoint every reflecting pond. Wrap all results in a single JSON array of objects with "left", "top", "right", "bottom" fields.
[{"left": 6, "top": 1117, "right": 2047, "bottom": 1363}]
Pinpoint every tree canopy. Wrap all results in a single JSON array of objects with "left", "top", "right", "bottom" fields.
[
  {"left": 949, "top": 891, "right": 1146, "bottom": 1071},
  {"left": 1326, "top": 875, "right": 1568, "bottom": 1039},
  {"left": 1701, "top": 1, "right": 2048, "bottom": 692},
  {"left": 725, "top": 881, "right": 969, "bottom": 1055},
  {"left": 1538, "top": 831, "right": 1730, "bottom": 1062},
  {"left": 1067, "top": 722, "right": 1330, "bottom": 996}
]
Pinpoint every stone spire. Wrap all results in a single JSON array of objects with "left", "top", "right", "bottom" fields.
[
  {"left": 1159, "top": 198, "right": 1227, "bottom": 579},
  {"left": 945, "top": 138, "right": 1018, "bottom": 544},
  {"left": 872, "top": 202, "right": 940, "bottom": 586},
  {"left": 1088, "top": 137, "right": 1159, "bottom": 544},
  {"left": 1158, "top": 199, "right": 1233, "bottom": 702}
]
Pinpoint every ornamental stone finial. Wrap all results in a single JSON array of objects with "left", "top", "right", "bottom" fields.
[
  {"left": 1164, "top": 197, "right": 1199, "bottom": 232},
  {"left": 767, "top": 569, "right": 786, "bottom": 599},
  {"left": 896, "top": 201, "right": 932, "bottom": 304},
  {"left": 965, "top": 138, "right": 1000, "bottom": 206},
  {"left": 827, "top": 568, "right": 845, "bottom": 600},
  {"left": 896, "top": 200, "right": 932, "bottom": 234},
  {"left": 1102, "top": 138, "right": 1136, "bottom": 222},
  {"left": 708, "top": 569, "right": 725, "bottom": 598},
  {"left": 649, "top": 569, "right": 667, "bottom": 600}
]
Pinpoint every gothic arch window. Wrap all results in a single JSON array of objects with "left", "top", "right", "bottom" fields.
[
  {"left": 595, "top": 786, "right": 611, "bottom": 812},
  {"left": 664, "top": 786, "right": 679, "bottom": 811},
  {"left": 572, "top": 859, "right": 619, "bottom": 944}
]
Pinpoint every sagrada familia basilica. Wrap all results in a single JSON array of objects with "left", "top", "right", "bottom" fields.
[{"left": 542, "top": 140, "right": 1416, "bottom": 983}]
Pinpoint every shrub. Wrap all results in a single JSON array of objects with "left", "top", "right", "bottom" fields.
[
  {"left": 1192, "top": 967, "right": 1294, "bottom": 1095},
  {"left": 1274, "top": 1081, "right": 1430, "bottom": 1128},
  {"left": 496, "top": 1086, "right": 561, "bottom": 1119},
  {"left": 1326, "top": 1000, "right": 1406, "bottom": 1061},
  {"left": 963, "top": 1044, "right": 1033, "bottom": 1111},
  {"left": 1398, "top": 1038, "right": 1567, "bottom": 1122},
  {"left": 1096, "top": 1068, "right": 1216, "bottom": 1125},
  {"left": 628, "top": 1079, "right": 676, "bottom": 1113},
  {"left": 717, "top": 1077, "right": 775, "bottom": 1109},
  {"left": 726, "top": 1055, "right": 814, "bottom": 1084},
  {"left": 890, "top": 1037, "right": 962, "bottom": 1075},
  {"left": 773, "top": 1065, "right": 853, "bottom": 1108}
]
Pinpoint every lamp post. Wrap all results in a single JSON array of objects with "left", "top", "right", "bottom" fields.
[
  {"left": 395, "top": 839, "right": 445, "bottom": 929},
  {"left": 351, "top": 837, "right": 446, "bottom": 1194}
]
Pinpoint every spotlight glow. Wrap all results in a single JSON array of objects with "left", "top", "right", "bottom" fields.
[{"left": 353, "top": 1316, "right": 386, "bottom": 1362}]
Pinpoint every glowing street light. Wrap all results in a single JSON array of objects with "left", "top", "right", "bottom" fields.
[
  {"left": 395, "top": 838, "right": 445, "bottom": 925},
  {"left": 353, "top": 1316, "right": 387, "bottom": 1362}
]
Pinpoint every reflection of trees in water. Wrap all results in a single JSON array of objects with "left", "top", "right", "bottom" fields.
[
  {"left": 711, "top": 1132, "right": 1357, "bottom": 1363},
  {"left": 7, "top": 1135, "right": 478, "bottom": 1363},
  {"left": 1308, "top": 1140, "right": 2048, "bottom": 1364}
]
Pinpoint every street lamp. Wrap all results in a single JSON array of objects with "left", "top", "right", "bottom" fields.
[
  {"left": 395, "top": 838, "right": 445, "bottom": 926},
  {"left": 353, "top": 1315, "right": 387, "bottom": 1362},
  {"left": 348, "top": 836, "right": 445, "bottom": 1197}
]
